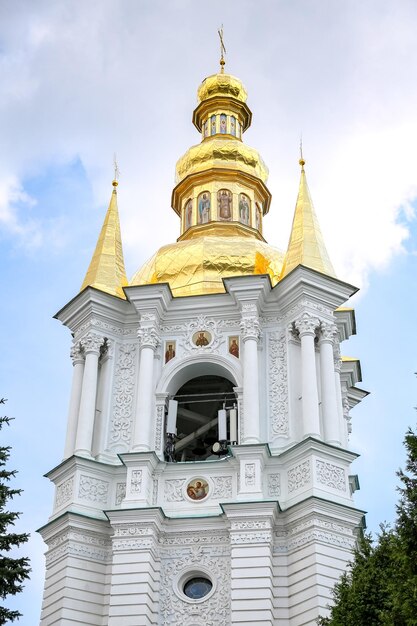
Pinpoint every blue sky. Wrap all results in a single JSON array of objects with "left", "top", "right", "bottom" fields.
[{"left": 1, "top": 1, "right": 417, "bottom": 622}]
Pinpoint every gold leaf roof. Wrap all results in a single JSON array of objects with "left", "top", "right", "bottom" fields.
[
  {"left": 80, "top": 182, "right": 128, "bottom": 299},
  {"left": 280, "top": 161, "right": 336, "bottom": 279},
  {"left": 197, "top": 73, "right": 248, "bottom": 104}
]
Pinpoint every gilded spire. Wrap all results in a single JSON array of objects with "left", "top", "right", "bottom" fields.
[
  {"left": 80, "top": 169, "right": 128, "bottom": 299},
  {"left": 280, "top": 156, "right": 336, "bottom": 279}
]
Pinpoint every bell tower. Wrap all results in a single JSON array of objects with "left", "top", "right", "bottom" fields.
[{"left": 39, "top": 56, "right": 367, "bottom": 626}]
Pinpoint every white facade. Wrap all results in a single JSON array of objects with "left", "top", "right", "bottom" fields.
[{"left": 39, "top": 267, "right": 366, "bottom": 625}]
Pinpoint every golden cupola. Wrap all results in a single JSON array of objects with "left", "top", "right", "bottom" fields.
[{"left": 131, "top": 64, "right": 284, "bottom": 297}]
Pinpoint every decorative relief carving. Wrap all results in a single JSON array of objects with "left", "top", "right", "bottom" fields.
[
  {"left": 78, "top": 475, "right": 109, "bottom": 503},
  {"left": 333, "top": 342, "right": 342, "bottom": 372},
  {"left": 268, "top": 331, "right": 289, "bottom": 436},
  {"left": 160, "top": 531, "right": 229, "bottom": 547},
  {"left": 164, "top": 479, "right": 185, "bottom": 502},
  {"left": 285, "top": 299, "right": 333, "bottom": 323},
  {"left": 114, "top": 524, "right": 153, "bottom": 537},
  {"left": 244, "top": 463, "right": 255, "bottom": 487},
  {"left": 155, "top": 405, "right": 164, "bottom": 451},
  {"left": 212, "top": 476, "right": 232, "bottom": 499},
  {"left": 231, "top": 530, "right": 273, "bottom": 545},
  {"left": 260, "top": 315, "right": 283, "bottom": 325},
  {"left": 152, "top": 478, "right": 158, "bottom": 505},
  {"left": 55, "top": 477, "right": 73, "bottom": 507},
  {"left": 287, "top": 528, "right": 355, "bottom": 551},
  {"left": 267, "top": 473, "right": 281, "bottom": 497},
  {"left": 130, "top": 469, "right": 143, "bottom": 494},
  {"left": 180, "top": 315, "right": 224, "bottom": 354},
  {"left": 287, "top": 460, "right": 311, "bottom": 492},
  {"left": 80, "top": 332, "right": 105, "bottom": 355},
  {"left": 231, "top": 519, "right": 269, "bottom": 530},
  {"left": 115, "top": 482, "right": 126, "bottom": 505},
  {"left": 316, "top": 460, "right": 346, "bottom": 491},
  {"left": 160, "top": 541, "right": 231, "bottom": 625},
  {"left": 108, "top": 343, "right": 136, "bottom": 450}
]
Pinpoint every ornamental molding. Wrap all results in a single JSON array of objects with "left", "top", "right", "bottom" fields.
[
  {"left": 160, "top": 531, "right": 229, "bottom": 547},
  {"left": 45, "top": 529, "right": 112, "bottom": 565},
  {"left": 230, "top": 519, "right": 270, "bottom": 531},
  {"left": 75, "top": 319, "right": 136, "bottom": 338},
  {"left": 55, "top": 477, "right": 74, "bottom": 508},
  {"left": 230, "top": 530, "right": 273, "bottom": 545},
  {"left": 267, "top": 473, "right": 281, "bottom": 497},
  {"left": 333, "top": 342, "right": 342, "bottom": 372},
  {"left": 287, "top": 460, "right": 311, "bottom": 493},
  {"left": 160, "top": 543, "right": 231, "bottom": 625},
  {"left": 285, "top": 299, "right": 333, "bottom": 323},
  {"left": 107, "top": 343, "right": 137, "bottom": 452},
  {"left": 78, "top": 475, "right": 109, "bottom": 504},
  {"left": 114, "top": 524, "right": 154, "bottom": 537},
  {"left": 112, "top": 537, "right": 157, "bottom": 552},
  {"left": 268, "top": 331, "right": 289, "bottom": 437},
  {"left": 80, "top": 332, "right": 105, "bottom": 355},
  {"left": 212, "top": 476, "right": 233, "bottom": 499},
  {"left": 287, "top": 527, "right": 355, "bottom": 551},
  {"left": 260, "top": 314, "right": 283, "bottom": 325},
  {"left": 316, "top": 460, "right": 346, "bottom": 491},
  {"left": 165, "top": 478, "right": 186, "bottom": 502}
]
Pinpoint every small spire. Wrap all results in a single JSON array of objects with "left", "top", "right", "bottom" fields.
[
  {"left": 281, "top": 155, "right": 336, "bottom": 279},
  {"left": 80, "top": 167, "right": 128, "bottom": 299},
  {"left": 218, "top": 25, "right": 226, "bottom": 73},
  {"left": 299, "top": 135, "right": 305, "bottom": 170},
  {"left": 113, "top": 153, "right": 120, "bottom": 187}
]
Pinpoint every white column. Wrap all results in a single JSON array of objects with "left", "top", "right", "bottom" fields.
[
  {"left": 295, "top": 313, "right": 321, "bottom": 439},
  {"left": 319, "top": 322, "right": 341, "bottom": 445},
  {"left": 240, "top": 307, "right": 261, "bottom": 443},
  {"left": 63, "top": 342, "right": 85, "bottom": 459},
  {"left": 93, "top": 341, "right": 114, "bottom": 459},
  {"left": 333, "top": 343, "right": 347, "bottom": 446},
  {"left": 132, "top": 324, "right": 160, "bottom": 452},
  {"left": 74, "top": 333, "right": 104, "bottom": 458}
]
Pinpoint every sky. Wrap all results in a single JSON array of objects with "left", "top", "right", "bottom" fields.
[{"left": 1, "top": 0, "right": 416, "bottom": 622}]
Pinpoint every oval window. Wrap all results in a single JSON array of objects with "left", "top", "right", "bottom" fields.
[{"left": 183, "top": 576, "right": 213, "bottom": 600}]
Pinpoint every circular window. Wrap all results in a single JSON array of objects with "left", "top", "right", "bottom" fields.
[{"left": 183, "top": 576, "right": 213, "bottom": 600}]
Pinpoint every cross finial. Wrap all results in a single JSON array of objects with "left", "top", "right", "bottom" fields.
[
  {"left": 113, "top": 153, "right": 120, "bottom": 187},
  {"left": 218, "top": 25, "right": 226, "bottom": 73},
  {"left": 299, "top": 135, "right": 305, "bottom": 169}
]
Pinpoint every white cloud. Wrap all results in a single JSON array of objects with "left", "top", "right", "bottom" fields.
[{"left": 0, "top": 0, "right": 416, "bottom": 287}]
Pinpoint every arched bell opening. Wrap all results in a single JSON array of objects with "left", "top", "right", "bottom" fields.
[{"left": 171, "top": 374, "right": 237, "bottom": 462}]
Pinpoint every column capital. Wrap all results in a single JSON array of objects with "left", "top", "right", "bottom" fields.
[
  {"left": 137, "top": 326, "right": 160, "bottom": 351},
  {"left": 70, "top": 341, "right": 85, "bottom": 365},
  {"left": 294, "top": 312, "right": 320, "bottom": 337},
  {"left": 319, "top": 321, "right": 338, "bottom": 344},
  {"left": 240, "top": 316, "right": 261, "bottom": 342},
  {"left": 80, "top": 333, "right": 105, "bottom": 356}
]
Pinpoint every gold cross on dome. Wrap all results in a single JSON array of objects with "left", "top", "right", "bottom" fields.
[
  {"left": 113, "top": 154, "right": 120, "bottom": 182},
  {"left": 218, "top": 26, "right": 226, "bottom": 72}
]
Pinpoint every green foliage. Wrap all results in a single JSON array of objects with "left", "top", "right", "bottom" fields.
[
  {"left": 318, "top": 425, "right": 417, "bottom": 625},
  {"left": 0, "top": 399, "right": 30, "bottom": 624}
]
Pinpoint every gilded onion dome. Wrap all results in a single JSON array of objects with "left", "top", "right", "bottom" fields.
[{"left": 130, "top": 66, "right": 283, "bottom": 297}]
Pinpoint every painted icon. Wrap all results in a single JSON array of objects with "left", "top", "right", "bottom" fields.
[
  {"left": 192, "top": 330, "right": 211, "bottom": 347},
  {"left": 220, "top": 113, "right": 227, "bottom": 134},
  {"left": 239, "top": 193, "right": 250, "bottom": 225},
  {"left": 229, "top": 336, "right": 239, "bottom": 358},
  {"left": 218, "top": 189, "right": 232, "bottom": 220},
  {"left": 256, "top": 202, "right": 262, "bottom": 230},
  {"left": 165, "top": 341, "right": 176, "bottom": 364},
  {"left": 185, "top": 199, "right": 192, "bottom": 230},
  {"left": 198, "top": 191, "right": 211, "bottom": 224},
  {"left": 211, "top": 115, "right": 216, "bottom": 135},
  {"left": 230, "top": 116, "right": 236, "bottom": 136},
  {"left": 203, "top": 120, "right": 208, "bottom": 138},
  {"left": 186, "top": 478, "right": 209, "bottom": 501}
]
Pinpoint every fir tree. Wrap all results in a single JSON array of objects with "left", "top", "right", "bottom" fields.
[
  {"left": 317, "top": 425, "right": 417, "bottom": 625},
  {"left": 0, "top": 399, "right": 30, "bottom": 624}
]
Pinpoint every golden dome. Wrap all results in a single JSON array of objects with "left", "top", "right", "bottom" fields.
[
  {"left": 131, "top": 227, "right": 284, "bottom": 297},
  {"left": 175, "top": 138, "right": 269, "bottom": 184},
  {"left": 197, "top": 73, "right": 248, "bottom": 104}
]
